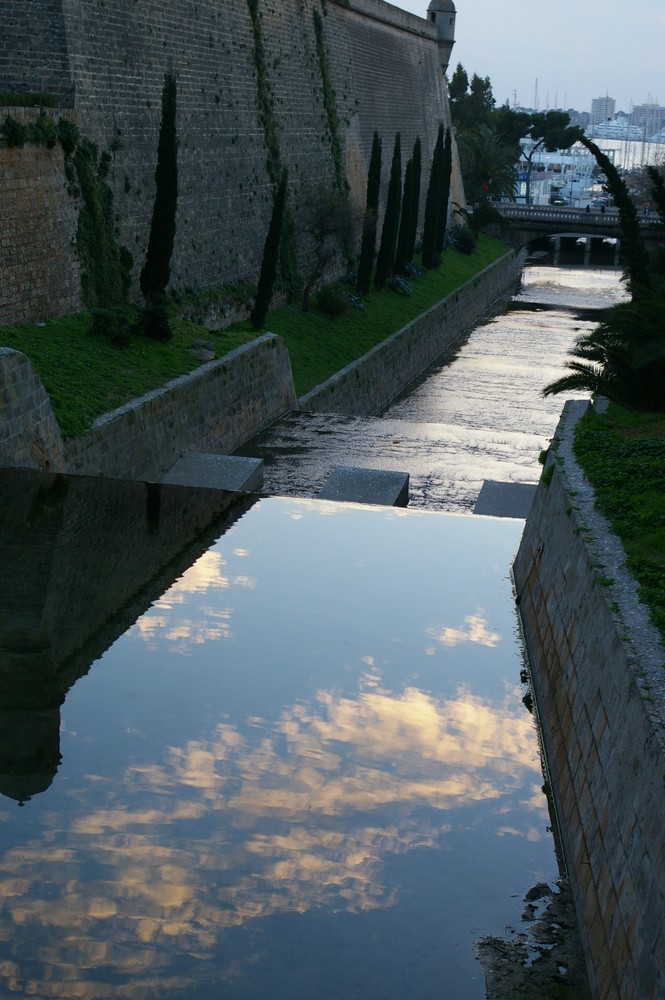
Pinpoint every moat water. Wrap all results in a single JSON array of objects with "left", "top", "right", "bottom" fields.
[{"left": 0, "top": 265, "right": 625, "bottom": 998}]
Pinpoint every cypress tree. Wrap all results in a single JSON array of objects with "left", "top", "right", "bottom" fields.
[
  {"left": 406, "top": 136, "right": 422, "bottom": 262},
  {"left": 374, "top": 132, "right": 402, "bottom": 291},
  {"left": 356, "top": 131, "right": 382, "bottom": 295},
  {"left": 421, "top": 125, "right": 443, "bottom": 269},
  {"left": 251, "top": 169, "right": 288, "bottom": 330},
  {"left": 394, "top": 157, "right": 413, "bottom": 276},
  {"left": 140, "top": 73, "right": 178, "bottom": 306},
  {"left": 434, "top": 128, "right": 453, "bottom": 257}
]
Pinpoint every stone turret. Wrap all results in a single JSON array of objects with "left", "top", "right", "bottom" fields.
[{"left": 427, "top": 0, "right": 456, "bottom": 73}]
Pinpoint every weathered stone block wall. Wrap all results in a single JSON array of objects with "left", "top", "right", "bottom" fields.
[
  {"left": 514, "top": 401, "right": 665, "bottom": 999},
  {"left": 64, "top": 333, "right": 297, "bottom": 480},
  {"left": 0, "top": 0, "right": 74, "bottom": 105},
  {"left": 0, "top": 0, "right": 460, "bottom": 325},
  {"left": 300, "top": 252, "right": 519, "bottom": 415},
  {"left": 0, "top": 130, "right": 82, "bottom": 326},
  {"left": 0, "top": 348, "right": 66, "bottom": 471}
]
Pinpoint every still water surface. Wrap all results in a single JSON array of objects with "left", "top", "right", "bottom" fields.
[{"left": 0, "top": 495, "right": 551, "bottom": 999}]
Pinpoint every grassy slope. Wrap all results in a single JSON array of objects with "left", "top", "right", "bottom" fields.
[
  {"left": 0, "top": 236, "right": 508, "bottom": 437},
  {"left": 573, "top": 404, "right": 665, "bottom": 645}
]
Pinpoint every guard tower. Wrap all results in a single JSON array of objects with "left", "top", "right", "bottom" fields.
[{"left": 427, "top": 0, "right": 456, "bottom": 74}]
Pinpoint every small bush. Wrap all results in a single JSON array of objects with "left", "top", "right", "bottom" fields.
[
  {"left": 137, "top": 302, "right": 173, "bottom": 341},
  {"left": 447, "top": 225, "right": 477, "bottom": 255},
  {"left": 90, "top": 307, "right": 134, "bottom": 346},
  {"left": 316, "top": 283, "right": 348, "bottom": 317},
  {"left": 1, "top": 115, "right": 29, "bottom": 146}
]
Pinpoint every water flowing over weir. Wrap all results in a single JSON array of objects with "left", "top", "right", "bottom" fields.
[{"left": 236, "top": 266, "right": 628, "bottom": 512}]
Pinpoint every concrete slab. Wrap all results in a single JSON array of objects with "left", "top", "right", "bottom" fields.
[
  {"left": 473, "top": 480, "right": 536, "bottom": 519},
  {"left": 161, "top": 453, "right": 264, "bottom": 493},
  {"left": 318, "top": 465, "right": 409, "bottom": 507}
]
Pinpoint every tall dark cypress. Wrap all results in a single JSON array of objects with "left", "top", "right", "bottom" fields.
[
  {"left": 406, "top": 136, "right": 422, "bottom": 262},
  {"left": 251, "top": 169, "right": 288, "bottom": 330},
  {"left": 394, "top": 157, "right": 413, "bottom": 276},
  {"left": 356, "top": 131, "right": 382, "bottom": 295},
  {"left": 140, "top": 73, "right": 178, "bottom": 304},
  {"left": 434, "top": 128, "right": 453, "bottom": 257},
  {"left": 374, "top": 133, "right": 402, "bottom": 291},
  {"left": 421, "top": 125, "right": 443, "bottom": 269}
]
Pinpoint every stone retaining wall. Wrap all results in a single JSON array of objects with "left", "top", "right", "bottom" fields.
[
  {"left": 64, "top": 334, "right": 297, "bottom": 480},
  {"left": 514, "top": 400, "right": 665, "bottom": 999},
  {"left": 0, "top": 348, "right": 66, "bottom": 471},
  {"left": 299, "top": 252, "right": 520, "bottom": 415}
]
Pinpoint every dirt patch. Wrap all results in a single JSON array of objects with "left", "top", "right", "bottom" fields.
[{"left": 475, "top": 879, "right": 591, "bottom": 999}]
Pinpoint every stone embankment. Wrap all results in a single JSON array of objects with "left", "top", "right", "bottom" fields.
[
  {"left": 0, "top": 251, "right": 520, "bottom": 479},
  {"left": 514, "top": 400, "right": 665, "bottom": 999}
]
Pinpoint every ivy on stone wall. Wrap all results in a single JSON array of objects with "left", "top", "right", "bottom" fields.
[
  {"left": 312, "top": 6, "right": 348, "bottom": 195},
  {"left": 247, "top": 0, "right": 281, "bottom": 187},
  {"left": 73, "top": 140, "right": 133, "bottom": 313},
  {"left": 246, "top": 0, "right": 301, "bottom": 303}
]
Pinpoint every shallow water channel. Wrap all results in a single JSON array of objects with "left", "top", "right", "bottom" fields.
[
  {"left": 239, "top": 265, "right": 628, "bottom": 511},
  {"left": 0, "top": 266, "right": 624, "bottom": 998}
]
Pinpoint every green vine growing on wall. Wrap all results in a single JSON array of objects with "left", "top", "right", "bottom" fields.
[
  {"left": 246, "top": 0, "right": 281, "bottom": 186},
  {"left": 1, "top": 111, "right": 132, "bottom": 327},
  {"left": 312, "top": 6, "right": 348, "bottom": 194},
  {"left": 73, "top": 139, "right": 133, "bottom": 314},
  {"left": 246, "top": 0, "right": 301, "bottom": 303}
]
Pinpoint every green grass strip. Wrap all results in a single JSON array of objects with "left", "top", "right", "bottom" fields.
[
  {"left": 0, "top": 235, "right": 509, "bottom": 438},
  {"left": 573, "top": 404, "right": 665, "bottom": 645}
]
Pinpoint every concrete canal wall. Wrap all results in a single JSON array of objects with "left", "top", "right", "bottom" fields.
[
  {"left": 0, "top": 252, "right": 519, "bottom": 479},
  {"left": 514, "top": 400, "right": 665, "bottom": 999},
  {"left": 299, "top": 251, "right": 520, "bottom": 415}
]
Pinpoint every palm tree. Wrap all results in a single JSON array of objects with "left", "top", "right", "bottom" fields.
[
  {"left": 457, "top": 124, "right": 516, "bottom": 204},
  {"left": 543, "top": 293, "right": 665, "bottom": 412}
]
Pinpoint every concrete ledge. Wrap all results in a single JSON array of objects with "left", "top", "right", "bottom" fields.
[
  {"left": 161, "top": 454, "right": 264, "bottom": 493},
  {"left": 319, "top": 466, "right": 409, "bottom": 506},
  {"left": 473, "top": 480, "right": 536, "bottom": 519}
]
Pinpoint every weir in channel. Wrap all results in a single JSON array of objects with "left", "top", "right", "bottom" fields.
[{"left": 235, "top": 265, "right": 628, "bottom": 512}]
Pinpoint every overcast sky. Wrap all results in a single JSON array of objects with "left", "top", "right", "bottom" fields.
[{"left": 391, "top": 0, "right": 665, "bottom": 114}]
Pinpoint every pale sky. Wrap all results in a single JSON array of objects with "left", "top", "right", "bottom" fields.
[{"left": 391, "top": 0, "right": 665, "bottom": 114}]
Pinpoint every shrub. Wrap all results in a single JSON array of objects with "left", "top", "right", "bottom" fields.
[
  {"left": 316, "top": 283, "right": 349, "bottom": 317},
  {"left": 447, "top": 224, "right": 477, "bottom": 255}
]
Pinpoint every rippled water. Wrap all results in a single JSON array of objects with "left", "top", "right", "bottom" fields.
[{"left": 241, "top": 265, "right": 627, "bottom": 511}]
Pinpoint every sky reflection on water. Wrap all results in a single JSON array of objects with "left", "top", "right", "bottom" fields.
[{"left": 0, "top": 498, "right": 555, "bottom": 999}]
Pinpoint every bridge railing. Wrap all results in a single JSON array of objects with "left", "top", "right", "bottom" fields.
[{"left": 489, "top": 203, "right": 660, "bottom": 229}]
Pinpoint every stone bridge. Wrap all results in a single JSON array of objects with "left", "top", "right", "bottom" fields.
[{"left": 490, "top": 203, "right": 662, "bottom": 264}]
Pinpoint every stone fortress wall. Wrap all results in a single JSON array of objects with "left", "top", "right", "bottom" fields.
[{"left": 0, "top": 0, "right": 464, "bottom": 326}]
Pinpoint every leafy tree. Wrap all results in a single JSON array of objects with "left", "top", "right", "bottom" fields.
[
  {"left": 374, "top": 133, "right": 402, "bottom": 290},
  {"left": 495, "top": 107, "right": 580, "bottom": 204},
  {"left": 448, "top": 64, "right": 495, "bottom": 130},
  {"left": 251, "top": 168, "right": 288, "bottom": 329},
  {"left": 140, "top": 73, "right": 178, "bottom": 309},
  {"left": 357, "top": 131, "right": 382, "bottom": 295}
]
